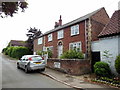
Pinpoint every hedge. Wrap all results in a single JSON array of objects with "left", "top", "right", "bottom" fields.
[
  {"left": 11, "top": 46, "right": 30, "bottom": 59},
  {"left": 3, "top": 46, "right": 31, "bottom": 59}
]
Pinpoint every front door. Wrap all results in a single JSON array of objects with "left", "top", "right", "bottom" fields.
[
  {"left": 91, "top": 51, "right": 101, "bottom": 72},
  {"left": 58, "top": 45, "right": 63, "bottom": 58}
]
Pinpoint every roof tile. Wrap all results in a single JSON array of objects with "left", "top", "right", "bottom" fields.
[{"left": 98, "top": 10, "right": 120, "bottom": 37}]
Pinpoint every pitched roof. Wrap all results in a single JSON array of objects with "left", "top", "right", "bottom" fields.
[
  {"left": 98, "top": 10, "right": 120, "bottom": 37},
  {"left": 44, "top": 7, "right": 104, "bottom": 35},
  {"left": 10, "top": 40, "right": 27, "bottom": 47}
]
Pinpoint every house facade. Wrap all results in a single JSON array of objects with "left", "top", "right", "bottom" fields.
[
  {"left": 34, "top": 7, "right": 109, "bottom": 59},
  {"left": 9, "top": 40, "right": 28, "bottom": 47},
  {"left": 92, "top": 10, "right": 120, "bottom": 74}
]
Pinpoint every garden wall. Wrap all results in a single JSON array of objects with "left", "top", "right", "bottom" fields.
[{"left": 47, "top": 58, "right": 91, "bottom": 75}]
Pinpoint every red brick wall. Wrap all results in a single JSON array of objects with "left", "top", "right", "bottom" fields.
[
  {"left": 91, "top": 8, "right": 110, "bottom": 41},
  {"left": 45, "top": 21, "right": 86, "bottom": 58},
  {"left": 33, "top": 38, "right": 44, "bottom": 53},
  {"left": 91, "top": 8, "right": 109, "bottom": 25},
  {"left": 47, "top": 58, "right": 91, "bottom": 75},
  {"left": 91, "top": 20, "right": 105, "bottom": 41}
]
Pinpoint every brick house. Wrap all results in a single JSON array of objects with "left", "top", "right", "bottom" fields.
[
  {"left": 92, "top": 10, "right": 120, "bottom": 74},
  {"left": 9, "top": 40, "right": 28, "bottom": 47},
  {"left": 34, "top": 7, "right": 109, "bottom": 59}
]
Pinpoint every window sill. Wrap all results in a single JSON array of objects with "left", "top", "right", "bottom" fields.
[{"left": 71, "top": 34, "right": 79, "bottom": 37}]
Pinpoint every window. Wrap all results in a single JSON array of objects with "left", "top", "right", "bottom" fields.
[
  {"left": 57, "top": 30, "right": 64, "bottom": 39},
  {"left": 71, "top": 24, "right": 79, "bottom": 36},
  {"left": 48, "top": 34, "right": 52, "bottom": 42},
  {"left": 38, "top": 37, "right": 43, "bottom": 45},
  {"left": 69, "top": 42, "right": 82, "bottom": 51}
]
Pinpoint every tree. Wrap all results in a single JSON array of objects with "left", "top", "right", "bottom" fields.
[
  {"left": 103, "top": 50, "right": 113, "bottom": 65},
  {"left": 26, "top": 27, "right": 42, "bottom": 52},
  {"left": 0, "top": 0, "right": 28, "bottom": 18}
]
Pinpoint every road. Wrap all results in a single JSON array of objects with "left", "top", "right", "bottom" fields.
[{"left": 1, "top": 54, "right": 74, "bottom": 89}]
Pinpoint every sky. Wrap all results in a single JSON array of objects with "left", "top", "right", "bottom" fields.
[{"left": 0, "top": 0, "right": 119, "bottom": 52}]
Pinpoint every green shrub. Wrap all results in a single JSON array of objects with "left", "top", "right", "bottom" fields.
[
  {"left": 60, "top": 49, "right": 84, "bottom": 59},
  {"left": 11, "top": 46, "right": 30, "bottom": 59},
  {"left": 37, "top": 50, "right": 43, "bottom": 56},
  {"left": 115, "top": 54, "right": 120, "bottom": 74},
  {"left": 2, "top": 48, "right": 7, "bottom": 53},
  {"left": 6, "top": 47, "right": 14, "bottom": 57},
  {"left": 47, "top": 50, "right": 52, "bottom": 58},
  {"left": 37, "top": 50, "right": 52, "bottom": 58},
  {"left": 4, "top": 47, "right": 8, "bottom": 55},
  {"left": 94, "top": 61, "right": 111, "bottom": 77}
]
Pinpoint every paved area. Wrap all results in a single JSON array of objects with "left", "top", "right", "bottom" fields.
[
  {"left": 1, "top": 54, "right": 74, "bottom": 89},
  {"left": 1, "top": 53, "right": 120, "bottom": 90},
  {"left": 42, "top": 67, "right": 120, "bottom": 90}
]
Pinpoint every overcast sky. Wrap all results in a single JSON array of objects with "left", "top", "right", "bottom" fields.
[{"left": 0, "top": 0, "right": 119, "bottom": 52}]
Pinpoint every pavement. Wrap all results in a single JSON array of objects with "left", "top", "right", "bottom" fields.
[{"left": 42, "top": 67, "right": 120, "bottom": 90}]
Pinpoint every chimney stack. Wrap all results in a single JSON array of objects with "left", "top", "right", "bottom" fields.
[
  {"left": 54, "top": 22, "right": 59, "bottom": 28},
  {"left": 54, "top": 15, "right": 62, "bottom": 28},
  {"left": 59, "top": 15, "right": 62, "bottom": 26}
]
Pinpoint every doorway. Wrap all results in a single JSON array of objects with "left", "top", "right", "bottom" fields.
[
  {"left": 91, "top": 51, "right": 101, "bottom": 72},
  {"left": 58, "top": 41, "right": 63, "bottom": 58}
]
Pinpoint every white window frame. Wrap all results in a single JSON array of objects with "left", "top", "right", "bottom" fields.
[
  {"left": 57, "top": 30, "right": 64, "bottom": 39},
  {"left": 69, "top": 41, "right": 82, "bottom": 51},
  {"left": 48, "top": 34, "right": 52, "bottom": 42},
  {"left": 38, "top": 37, "right": 43, "bottom": 45},
  {"left": 71, "top": 24, "right": 79, "bottom": 36}
]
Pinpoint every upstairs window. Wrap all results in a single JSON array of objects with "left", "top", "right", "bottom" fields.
[
  {"left": 57, "top": 30, "right": 64, "bottom": 39},
  {"left": 48, "top": 34, "right": 52, "bottom": 42},
  {"left": 69, "top": 42, "right": 82, "bottom": 51},
  {"left": 71, "top": 24, "right": 79, "bottom": 36},
  {"left": 38, "top": 37, "right": 43, "bottom": 45}
]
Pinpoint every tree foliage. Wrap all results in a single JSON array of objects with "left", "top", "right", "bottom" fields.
[
  {"left": 0, "top": 1, "right": 28, "bottom": 17},
  {"left": 26, "top": 27, "right": 42, "bottom": 52}
]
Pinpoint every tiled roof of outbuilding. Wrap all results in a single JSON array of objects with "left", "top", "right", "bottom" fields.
[
  {"left": 10, "top": 40, "right": 27, "bottom": 47},
  {"left": 98, "top": 10, "right": 120, "bottom": 37}
]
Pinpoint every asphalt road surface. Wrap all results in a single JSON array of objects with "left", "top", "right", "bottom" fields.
[{"left": 1, "top": 54, "right": 74, "bottom": 89}]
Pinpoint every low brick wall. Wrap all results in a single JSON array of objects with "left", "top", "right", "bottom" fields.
[{"left": 47, "top": 58, "right": 91, "bottom": 75}]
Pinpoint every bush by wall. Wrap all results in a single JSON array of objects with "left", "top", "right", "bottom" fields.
[
  {"left": 115, "top": 54, "right": 120, "bottom": 74},
  {"left": 60, "top": 49, "right": 84, "bottom": 59},
  {"left": 94, "top": 61, "right": 111, "bottom": 77},
  {"left": 37, "top": 50, "right": 53, "bottom": 58}
]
